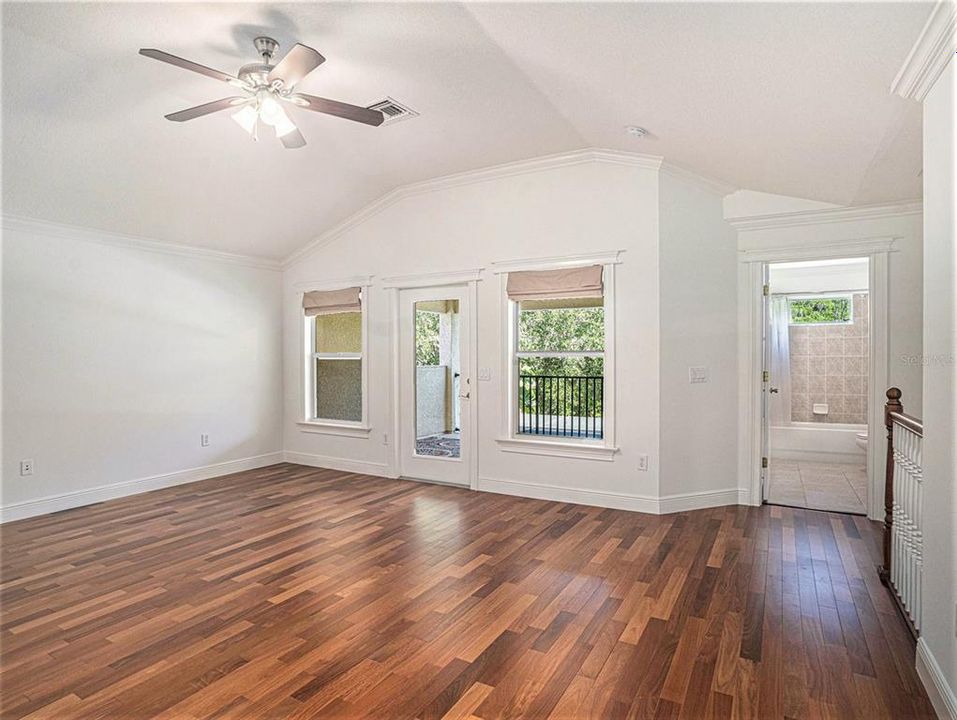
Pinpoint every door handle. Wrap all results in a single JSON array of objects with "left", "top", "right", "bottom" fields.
[
  {"left": 769, "top": 387, "right": 779, "bottom": 394},
  {"left": 459, "top": 392, "right": 470, "bottom": 400}
]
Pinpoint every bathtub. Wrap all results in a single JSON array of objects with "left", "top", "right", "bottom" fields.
[{"left": 770, "top": 422, "right": 866, "bottom": 465}]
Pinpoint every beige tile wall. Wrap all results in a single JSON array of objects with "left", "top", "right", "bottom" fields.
[{"left": 788, "top": 293, "right": 868, "bottom": 424}]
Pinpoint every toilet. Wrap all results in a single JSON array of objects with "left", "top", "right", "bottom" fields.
[{"left": 855, "top": 431, "right": 868, "bottom": 450}]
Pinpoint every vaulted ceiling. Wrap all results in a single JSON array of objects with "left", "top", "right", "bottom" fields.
[{"left": 2, "top": 2, "right": 931, "bottom": 260}]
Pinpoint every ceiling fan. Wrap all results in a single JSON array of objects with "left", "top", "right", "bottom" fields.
[{"left": 139, "top": 36, "right": 384, "bottom": 149}]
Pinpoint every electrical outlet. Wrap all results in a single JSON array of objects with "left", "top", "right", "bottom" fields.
[
  {"left": 200, "top": 434, "right": 210, "bottom": 447},
  {"left": 20, "top": 459, "right": 34, "bottom": 476},
  {"left": 382, "top": 433, "right": 389, "bottom": 446},
  {"left": 638, "top": 455, "right": 649, "bottom": 471}
]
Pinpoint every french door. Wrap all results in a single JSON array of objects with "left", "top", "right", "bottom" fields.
[{"left": 397, "top": 285, "right": 471, "bottom": 486}]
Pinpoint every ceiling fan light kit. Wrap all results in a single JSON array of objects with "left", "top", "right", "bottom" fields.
[{"left": 139, "top": 36, "right": 385, "bottom": 149}]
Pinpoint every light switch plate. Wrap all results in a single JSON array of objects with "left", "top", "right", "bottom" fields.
[
  {"left": 689, "top": 366, "right": 708, "bottom": 384},
  {"left": 478, "top": 367, "right": 492, "bottom": 381}
]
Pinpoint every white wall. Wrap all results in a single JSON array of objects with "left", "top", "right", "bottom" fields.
[
  {"left": 768, "top": 258, "right": 869, "bottom": 295},
  {"left": 920, "top": 55, "right": 957, "bottom": 709},
  {"left": 283, "top": 157, "right": 667, "bottom": 509},
  {"left": 1, "top": 220, "right": 283, "bottom": 519},
  {"left": 658, "top": 172, "right": 740, "bottom": 501}
]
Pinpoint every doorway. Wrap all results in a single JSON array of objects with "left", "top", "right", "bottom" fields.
[
  {"left": 761, "top": 257, "right": 871, "bottom": 514},
  {"left": 397, "top": 285, "right": 471, "bottom": 486}
]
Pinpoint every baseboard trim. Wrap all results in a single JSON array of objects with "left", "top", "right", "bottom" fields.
[
  {"left": 658, "top": 487, "right": 751, "bottom": 514},
  {"left": 283, "top": 451, "right": 395, "bottom": 478},
  {"left": 0, "top": 452, "right": 284, "bottom": 523},
  {"left": 478, "top": 476, "right": 747, "bottom": 514},
  {"left": 917, "top": 637, "right": 957, "bottom": 720}
]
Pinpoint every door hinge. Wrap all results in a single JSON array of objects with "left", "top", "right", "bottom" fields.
[
  {"left": 763, "top": 284, "right": 770, "bottom": 296},
  {"left": 762, "top": 456, "right": 768, "bottom": 469},
  {"left": 762, "top": 370, "right": 770, "bottom": 382}
]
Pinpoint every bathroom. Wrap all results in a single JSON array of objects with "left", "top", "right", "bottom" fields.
[{"left": 766, "top": 257, "right": 869, "bottom": 514}]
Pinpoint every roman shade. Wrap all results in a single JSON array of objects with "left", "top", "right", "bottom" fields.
[
  {"left": 302, "top": 287, "right": 361, "bottom": 316},
  {"left": 506, "top": 264, "right": 603, "bottom": 302}
]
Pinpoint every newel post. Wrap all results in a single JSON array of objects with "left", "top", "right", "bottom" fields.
[{"left": 879, "top": 387, "right": 902, "bottom": 585}]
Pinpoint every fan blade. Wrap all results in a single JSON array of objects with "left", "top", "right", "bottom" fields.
[
  {"left": 280, "top": 127, "right": 307, "bottom": 149},
  {"left": 165, "top": 97, "right": 247, "bottom": 122},
  {"left": 140, "top": 49, "right": 245, "bottom": 87},
  {"left": 289, "top": 93, "right": 384, "bottom": 126},
  {"left": 267, "top": 44, "right": 325, "bottom": 89}
]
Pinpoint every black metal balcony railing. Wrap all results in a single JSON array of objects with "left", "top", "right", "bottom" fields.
[{"left": 518, "top": 375, "right": 603, "bottom": 439}]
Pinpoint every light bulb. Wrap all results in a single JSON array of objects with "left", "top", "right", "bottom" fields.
[
  {"left": 232, "top": 105, "right": 258, "bottom": 135},
  {"left": 259, "top": 96, "right": 283, "bottom": 126}
]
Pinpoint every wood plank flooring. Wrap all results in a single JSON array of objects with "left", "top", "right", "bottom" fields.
[{"left": 0, "top": 463, "right": 934, "bottom": 719}]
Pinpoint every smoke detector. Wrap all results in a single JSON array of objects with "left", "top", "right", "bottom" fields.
[{"left": 626, "top": 126, "right": 648, "bottom": 138}]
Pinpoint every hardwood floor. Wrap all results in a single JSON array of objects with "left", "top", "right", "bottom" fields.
[{"left": 0, "top": 463, "right": 934, "bottom": 719}]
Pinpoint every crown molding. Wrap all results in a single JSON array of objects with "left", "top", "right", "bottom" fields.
[
  {"left": 891, "top": 0, "right": 957, "bottom": 101},
  {"left": 1, "top": 215, "right": 282, "bottom": 271},
  {"left": 281, "top": 148, "right": 663, "bottom": 270},
  {"left": 725, "top": 200, "right": 922, "bottom": 231},
  {"left": 659, "top": 161, "right": 737, "bottom": 197},
  {"left": 490, "top": 250, "right": 624, "bottom": 274}
]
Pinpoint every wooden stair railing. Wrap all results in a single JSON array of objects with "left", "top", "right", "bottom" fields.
[{"left": 878, "top": 387, "right": 923, "bottom": 638}]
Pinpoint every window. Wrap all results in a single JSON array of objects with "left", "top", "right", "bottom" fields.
[
  {"left": 788, "top": 295, "right": 852, "bottom": 325},
  {"left": 501, "top": 263, "right": 613, "bottom": 448},
  {"left": 302, "top": 286, "right": 367, "bottom": 429},
  {"left": 516, "top": 298, "right": 605, "bottom": 439}
]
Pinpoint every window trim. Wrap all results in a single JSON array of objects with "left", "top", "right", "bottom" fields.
[
  {"left": 299, "top": 281, "right": 372, "bottom": 436},
  {"left": 786, "top": 292, "right": 855, "bottom": 326},
  {"left": 495, "top": 259, "right": 618, "bottom": 458}
]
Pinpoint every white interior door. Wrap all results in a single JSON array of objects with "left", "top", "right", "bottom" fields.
[
  {"left": 398, "top": 285, "right": 471, "bottom": 486},
  {"left": 760, "top": 263, "right": 771, "bottom": 502}
]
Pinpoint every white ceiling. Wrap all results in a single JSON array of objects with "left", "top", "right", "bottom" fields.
[{"left": 2, "top": 2, "right": 931, "bottom": 260}]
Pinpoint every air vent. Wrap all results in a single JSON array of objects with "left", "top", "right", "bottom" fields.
[{"left": 367, "top": 97, "right": 418, "bottom": 125}]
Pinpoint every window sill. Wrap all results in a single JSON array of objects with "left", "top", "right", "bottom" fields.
[
  {"left": 495, "top": 436, "right": 618, "bottom": 461},
  {"left": 297, "top": 421, "right": 372, "bottom": 438}
]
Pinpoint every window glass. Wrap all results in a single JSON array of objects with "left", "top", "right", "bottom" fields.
[
  {"left": 315, "top": 312, "right": 361, "bottom": 354},
  {"left": 315, "top": 359, "right": 362, "bottom": 422},
  {"left": 788, "top": 297, "right": 851, "bottom": 324},
  {"left": 518, "top": 302, "right": 604, "bottom": 353}
]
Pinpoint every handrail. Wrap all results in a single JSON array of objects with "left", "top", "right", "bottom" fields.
[
  {"left": 879, "top": 387, "right": 923, "bottom": 638},
  {"left": 888, "top": 411, "right": 923, "bottom": 437}
]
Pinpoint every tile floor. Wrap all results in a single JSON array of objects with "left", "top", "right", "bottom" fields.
[{"left": 767, "top": 459, "right": 867, "bottom": 514}]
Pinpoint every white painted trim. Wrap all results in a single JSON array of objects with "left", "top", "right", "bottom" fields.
[
  {"left": 382, "top": 268, "right": 484, "bottom": 289},
  {"left": 657, "top": 488, "right": 751, "bottom": 514},
  {"left": 495, "top": 437, "right": 619, "bottom": 461},
  {"left": 0, "top": 452, "right": 283, "bottom": 524},
  {"left": 891, "top": 1, "right": 957, "bottom": 101},
  {"left": 916, "top": 637, "right": 957, "bottom": 720},
  {"left": 478, "top": 476, "right": 745, "bottom": 514},
  {"left": 282, "top": 148, "right": 662, "bottom": 269},
  {"left": 739, "top": 237, "right": 897, "bottom": 263},
  {"left": 293, "top": 275, "right": 374, "bottom": 292},
  {"left": 659, "top": 161, "right": 737, "bottom": 197},
  {"left": 866, "top": 252, "right": 890, "bottom": 519},
  {"left": 490, "top": 250, "right": 624, "bottom": 274},
  {"left": 739, "top": 245, "right": 892, "bottom": 521},
  {"left": 296, "top": 421, "right": 373, "bottom": 438},
  {"left": 1, "top": 215, "right": 282, "bottom": 271},
  {"left": 283, "top": 451, "right": 395, "bottom": 478},
  {"left": 727, "top": 201, "right": 922, "bottom": 231},
  {"left": 479, "top": 476, "right": 657, "bottom": 513}
]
